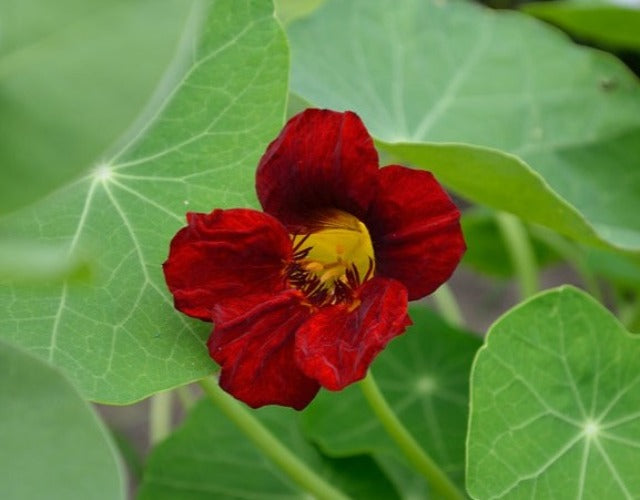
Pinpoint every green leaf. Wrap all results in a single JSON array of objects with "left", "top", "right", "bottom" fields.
[
  {"left": 287, "top": 0, "right": 640, "bottom": 251},
  {"left": 302, "top": 307, "right": 482, "bottom": 488},
  {"left": 0, "top": 0, "right": 289, "bottom": 403},
  {"left": 0, "top": 340, "right": 124, "bottom": 500},
  {"left": 0, "top": 0, "right": 195, "bottom": 214},
  {"left": 138, "top": 399, "right": 400, "bottom": 500},
  {"left": 462, "top": 208, "right": 559, "bottom": 278},
  {"left": 523, "top": 0, "right": 640, "bottom": 52},
  {"left": 468, "top": 286, "right": 640, "bottom": 499}
]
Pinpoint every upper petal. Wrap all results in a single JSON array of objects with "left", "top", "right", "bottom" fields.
[
  {"left": 256, "top": 109, "right": 379, "bottom": 230},
  {"left": 366, "top": 166, "right": 465, "bottom": 301},
  {"left": 209, "top": 290, "right": 320, "bottom": 410},
  {"left": 163, "top": 208, "right": 291, "bottom": 321},
  {"left": 295, "top": 277, "right": 410, "bottom": 391}
]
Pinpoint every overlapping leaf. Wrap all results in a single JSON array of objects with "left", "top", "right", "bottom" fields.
[
  {"left": 0, "top": 0, "right": 289, "bottom": 403},
  {"left": 287, "top": 0, "right": 640, "bottom": 251},
  {"left": 468, "top": 287, "right": 640, "bottom": 498},
  {"left": 302, "top": 307, "right": 482, "bottom": 490},
  {"left": 0, "top": 0, "right": 194, "bottom": 214},
  {"left": 139, "top": 399, "right": 400, "bottom": 500},
  {"left": 0, "top": 340, "right": 124, "bottom": 500},
  {"left": 524, "top": 0, "right": 640, "bottom": 52}
]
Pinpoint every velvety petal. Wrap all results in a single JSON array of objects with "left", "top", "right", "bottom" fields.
[
  {"left": 163, "top": 208, "right": 291, "bottom": 322},
  {"left": 209, "top": 290, "right": 320, "bottom": 410},
  {"left": 366, "top": 166, "right": 465, "bottom": 301},
  {"left": 295, "top": 278, "right": 410, "bottom": 391},
  {"left": 256, "top": 109, "right": 379, "bottom": 231}
]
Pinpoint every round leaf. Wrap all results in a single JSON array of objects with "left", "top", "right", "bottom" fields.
[
  {"left": 287, "top": 0, "right": 640, "bottom": 251},
  {"left": 0, "top": 0, "right": 289, "bottom": 403},
  {"left": 0, "top": 0, "right": 194, "bottom": 214},
  {"left": 468, "top": 286, "right": 640, "bottom": 498},
  {"left": 0, "top": 340, "right": 124, "bottom": 500}
]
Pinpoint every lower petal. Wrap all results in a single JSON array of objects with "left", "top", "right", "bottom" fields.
[
  {"left": 209, "top": 290, "right": 320, "bottom": 410},
  {"left": 366, "top": 166, "right": 465, "bottom": 301},
  {"left": 163, "top": 208, "right": 291, "bottom": 321},
  {"left": 295, "top": 278, "right": 410, "bottom": 391}
]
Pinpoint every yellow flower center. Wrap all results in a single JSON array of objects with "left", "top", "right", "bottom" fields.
[{"left": 289, "top": 209, "right": 375, "bottom": 306}]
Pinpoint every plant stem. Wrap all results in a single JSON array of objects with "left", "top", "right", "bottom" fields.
[
  {"left": 431, "top": 283, "right": 465, "bottom": 328},
  {"left": 175, "top": 384, "right": 197, "bottom": 411},
  {"left": 496, "top": 212, "right": 538, "bottom": 299},
  {"left": 199, "top": 377, "right": 351, "bottom": 500},
  {"left": 359, "top": 372, "right": 465, "bottom": 500},
  {"left": 149, "top": 390, "right": 173, "bottom": 445}
]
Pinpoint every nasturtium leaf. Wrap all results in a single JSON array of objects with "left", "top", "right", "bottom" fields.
[
  {"left": 523, "top": 0, "right": 640, "bottom": 52},
  {"left": 287, "top": 0, "right": 640, "bottom": 251},
  {"left": 0, "top": 0, "right": 289, "bottom": 403},
  {"left": 138, "top": 398, "right": 400, "bottom": 500},
  {"left": 0, "top": 340, "right": 124, "bottom": 500},
  {"left": 302, "top": 307, "right": 482, "bottom": 488},
  {"left": 462, "top": 208, "right": 559, "bottom": 278},
  {"left": 468, "top": 286, "right": 640, "bottom": 499},
  {"left": 0, "top": 0, "right": 194, "bottom": 214}
]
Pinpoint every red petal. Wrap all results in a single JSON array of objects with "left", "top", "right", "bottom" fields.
[
  {"left": 366, "top": 166, "right": 465, "bottom": 301},
  {"left": 256, "top": 109, "right": 379, "bottom": 230},
  {"left": 209, "top": 290, "right": 320, "bottom": 410},
  {"left": 295, "top": 278, "right": 410, "bottom": 390},
  {"left": 163, "top": 208, "right": 291, "bottom": 321}
]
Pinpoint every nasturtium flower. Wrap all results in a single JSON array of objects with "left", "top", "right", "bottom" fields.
[{"left": 163, "top": 109, "right": 465, "bottom": 410}]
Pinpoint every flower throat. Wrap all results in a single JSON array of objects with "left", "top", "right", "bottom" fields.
[{"left": 288, "top": 209, "right": 375, "bottom": 306}]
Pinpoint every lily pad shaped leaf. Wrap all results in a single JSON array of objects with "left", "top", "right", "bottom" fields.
[
  {"left": 0, "top": 0, "right": 289, "bottom": 403},
  {"left": 139, "top": 399, "right": 400, "bottom": 500},
  {"left": 302, "top": 306, "right": 482, "bottom": 488},
  {"left": 468, "top": 286, "right": 640, "bottom": 499},
  {"left": 288, "top": 0, "right": 640, "bottom": 251},
  {"left": 0, "top": 340, "right": 125, "bottom": 500}
]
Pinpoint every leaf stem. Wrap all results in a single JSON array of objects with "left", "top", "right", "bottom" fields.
[
  {"left": 149, "top": 391, "right": 173, "bottom": 445},
  {"left": 359, "top": 371, "right": 465, "bottom": 500},
  {"left": 495, "top": 212, "right": 538, "bottom": 299},
  {"left": 175, "top": 384, "right": 197, "bottom": 411},
  {"left": 431, "top": 283, "right": 465, "bottom": 328},
  {"left": 198, "top": 377, "right": 351, "bottom": 500}
]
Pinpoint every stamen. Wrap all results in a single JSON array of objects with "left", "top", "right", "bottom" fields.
[{"left": 286, "top": 210, "right": 375, "bottom": 307}]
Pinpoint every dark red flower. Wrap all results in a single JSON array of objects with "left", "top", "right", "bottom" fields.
[{"left": 163, "top": 109, "right": 465, "bottom": 410}]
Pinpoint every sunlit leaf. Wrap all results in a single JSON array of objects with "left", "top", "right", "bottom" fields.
[
  {"left": 138, "top": 399, "right": 400, "bottom": 500},
  {"left": 0, "top": 0, "right": 194, "bottom": 214},
  {"left": 0, "top": 340, "right": 124, "bottom": 500},
  {"left": 302, "top": 307, "right": 482, "bottom": 489},
  {"left": 0, "top": 0, "right": 289, "bottom": 403},
  {"left": 468, "top": 286, "right": 640, "bottom": 498},
  {"left": 288, "top": 0, "right": 640, "bottom": 251}
]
